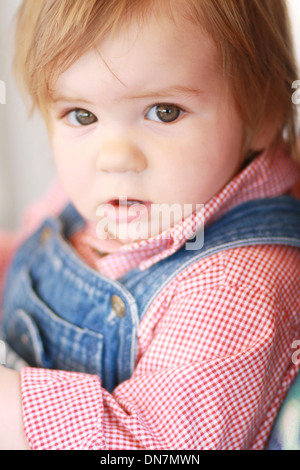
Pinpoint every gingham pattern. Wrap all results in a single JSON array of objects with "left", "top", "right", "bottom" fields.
[{"left": 2, "top": 146, "right": 300, "bottom": 449}]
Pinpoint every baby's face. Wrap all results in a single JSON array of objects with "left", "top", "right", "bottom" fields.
[{"left": 49, "top": 11, "right": 246, "bottom": 243}]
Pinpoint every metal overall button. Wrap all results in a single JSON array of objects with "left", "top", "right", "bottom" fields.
[
  {"left": 40, "top": 226, "right": 52, "bottom": 244},
  {"left": 21, "top": 333, "right": 29, "bottom": 345},
  {"left": 111, "top": 295, "right": 126, "bottom": 318}
]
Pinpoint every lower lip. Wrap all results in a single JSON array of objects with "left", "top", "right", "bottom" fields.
[{"left": 103, "top": 201, "right": 152, "bottom": 223}]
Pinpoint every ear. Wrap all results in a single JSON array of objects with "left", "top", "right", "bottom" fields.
[
  {"left": 249, "top": 122, "right": 280, "bottom": 152},
  {"left": 248, "top": 119, "right": 281, "bottom": 152}
]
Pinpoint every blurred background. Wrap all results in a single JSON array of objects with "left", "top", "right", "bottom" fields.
[{"left": 1, "top": 0, "right": 300, "bottom": 229}]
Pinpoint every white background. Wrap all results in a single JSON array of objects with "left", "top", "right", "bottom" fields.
[{"left": 1, "top": 0, "right": 300, "bottom": 228}]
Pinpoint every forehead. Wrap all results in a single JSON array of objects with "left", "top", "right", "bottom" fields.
[{"left": 52, "top": 10, "right": 220, "bottom": 101}]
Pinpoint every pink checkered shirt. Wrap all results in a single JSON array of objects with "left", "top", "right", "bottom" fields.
[{"left": 1, "top": 146, "right": 300, "bottom": 450}]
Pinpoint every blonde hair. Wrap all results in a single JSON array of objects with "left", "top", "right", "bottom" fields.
[{"left": 14, "top": 0, "right": 299, "bottom": 158}]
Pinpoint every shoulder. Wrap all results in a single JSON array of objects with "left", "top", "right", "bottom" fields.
[
  {"left": 152, "top": 244, "right": 300, "bottom": 362},
  {"left": 21, "top": 179, "right": 69, "bottom": 225},
  {"left": 221, "top": 244, "right": 300, "bottom": 296},
  {"left": 175, "top": 243, "right": 300, "bottom": 306}
]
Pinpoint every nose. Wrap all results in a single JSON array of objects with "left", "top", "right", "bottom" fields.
[{"left": 96, "top": 139, "right": 147, "bottom": 173}]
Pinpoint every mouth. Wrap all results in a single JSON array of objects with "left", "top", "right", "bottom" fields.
[
  {"left": 99, "top": 197, "right": 152, "bottom": 223},
  {"left": 108, "top": 197, "right": 146, "bottom": 207}
]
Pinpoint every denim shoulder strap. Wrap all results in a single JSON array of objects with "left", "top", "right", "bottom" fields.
[
  {"left": 200, "top": 194, "right": 300, "bottom": 253},
  {"left": 120, "top": 195, "right": 300, "bottom": 321}
]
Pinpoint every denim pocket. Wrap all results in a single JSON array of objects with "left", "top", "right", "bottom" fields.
[
  {"left": 3, "top": 269, "right": 104, "bottom": 377},
  {"left": 5, "top": 308, "right": 49, "bottom": 368}
]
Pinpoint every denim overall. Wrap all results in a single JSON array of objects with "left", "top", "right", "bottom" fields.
[
  {"left": 1, "top": 195, "right": 300, "bottom": 447},
  {"left": 1, "top": 194, "right": 300, "bottom": 391}
]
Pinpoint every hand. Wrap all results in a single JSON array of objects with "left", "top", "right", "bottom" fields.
[{"left": 0, "top": 365, "right": 31, "bottom": 449}]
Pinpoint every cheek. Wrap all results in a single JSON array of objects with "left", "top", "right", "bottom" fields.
[
  {"left": 55, "top": 159, "right": 95, "bottom": 220},
  {"left": 52, "top": 140, "right": 91, "bottom": 203},
  {"left": 163, "top": 130, "right": 243, "bottom": 204}
]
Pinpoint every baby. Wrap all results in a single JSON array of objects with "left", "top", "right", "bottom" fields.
[{"left": 0, "top": 0, "right": 300, "bottom": 450}]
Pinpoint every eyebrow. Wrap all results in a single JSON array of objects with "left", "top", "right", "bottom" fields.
[
  {"left": 129, "top": 85, "right": 204, "bottom": 100},
  {"left": 52, "top": 86, "right": 204, "bottom": 104},
  {"left": 52, "top": 96, "right": 92, "bottom": 105}
]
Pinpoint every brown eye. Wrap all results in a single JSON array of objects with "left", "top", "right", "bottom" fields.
[
  {"left": 68, "top": 109, "right": 97, "bottom": 126},
  {"left": 146, "top": 104, "right": 183, "bottom": 123}
]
